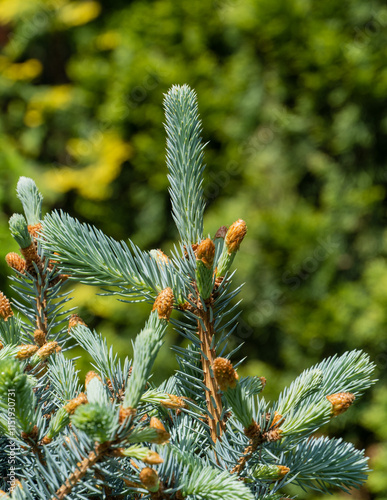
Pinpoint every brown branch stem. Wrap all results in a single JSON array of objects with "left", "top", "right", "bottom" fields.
[
  {"left": 35, "top": 277, "right": 48, "bottom": 337},
  {"left": 53, "top": 442, "right": 111, "bottom": 499},
  {"left": 196, "top": 307, "right": 223, "bottom": 443}
]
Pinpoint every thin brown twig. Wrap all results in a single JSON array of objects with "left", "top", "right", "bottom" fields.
[
  {"left": 35, "top": 267, "right": 48, "bottom": 342},
  {"left": 53, "top": 442, "right": 111, "bottom": 500},
  {"left": 196, "top": 306, "right": 224, "bottom": 443},
  {"left": 230, "top": 417, "right": 283, "bottom": 475}
]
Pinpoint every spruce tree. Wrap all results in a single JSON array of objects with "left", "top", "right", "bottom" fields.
[{"left": 0, "top": 85, "right": 376, "bottom": 499}]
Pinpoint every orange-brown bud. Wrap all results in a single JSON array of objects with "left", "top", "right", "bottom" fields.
[
  {"left": 266, "top": 428, "right": 283, "bottom": 442},
  {"left": 34, "top": 329, "right": 46, "bottom": 347},
  {"left": 139, "top": 467, "right": 159, "bottom": 492},
  {"left": 16, "top": 344, "right": 39, "bottom": 360},
  {"left": 36, "top": 341, "right": 58, "bottom": 360},
  {"left": 244, "top": 420, "right": 261, "bottom": 439},
  {"left": 225, "top": 219, "right": 247, "bottom": 253},
  {"left": 213, "top": 357, "right": 239, "bottom": 391},
  {"left": 270, "top": 411, "right": 285, "bottom": 429},
  {"left": 149, "top": 417, "right": 170, "bottom": 444},
  {"left": 20, "top": 243, "right": 42, "bottom": 273},
  {"left": 276, "top": 465, "right": 290, "bottom": 480},
  {"left": 152, "top": 287, "right": 174, "bottom": 321},
  {"left": 142, "top": 451, "right": 163, "bottom": 465},
  {"left": 214, "top": 226, "right": 228, "bottom": 239},
  {"left": 65, "top": 393, "right": 88, "bottom": 414},
  {"left": 28, "top": 223, "right": 42, "bottom": 239},
  {"left": 21, "top": 424, "right": 39, "bottom": 441},
  {"left": 119, "top": 406, "right": 136, "bottom": 423},
  {"left": 160, "top": 394, "right": 188, "bottom": 409},
  {"left": 41, "top": 435, "right": 53, "bottom": 445},
  {"left": 85, "top": 371, "right": 102, "bottom": 387},
  {"left": 0, "top": 341, "right": 3, "bottom": 350},
  {"left": 68, "top": 314, "right": 87, "bottom": 333},
  {"left": 196, "top": 238, "right": 215, "bottom": 268},
  {"left": 0, "top": 292, "right": 13, "bottom": 321},
  {"left": 327, "top": 392, "right": 355, "bottom": 416},
  {"left": 5, "top": 252, "right": 26, "bottom": 274},
  {"left": 151, "top": 249, "right": 170, "bottom": 265}
]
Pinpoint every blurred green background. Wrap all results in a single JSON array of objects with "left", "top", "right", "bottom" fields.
[{"left": 1, "top": 0, "right": 386, "bottom": 498}]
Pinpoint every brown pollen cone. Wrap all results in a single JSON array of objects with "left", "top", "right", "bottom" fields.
[
  {"left": 68, "top": 314, "right": 87, "bottom": 333},
  {"left": 6, "top": 252, "right": 26, "bottom": 274},
  {"left": 20, "top": 243, "right": 42, "bottom": 274},
  {"left": 149, "top": 416, "right": 170, "bottom": 444},
  {"left": 65, "top": 393, "right": 88, "bottom": 414},
  {"left": 225, "top": 219, "right": 247, "bottom": 253},
  {"left": 327, "top": 392, "right": 355, "bottom": 416},
  {"left": 139, "top": 467, "right": 159, "bottom": 491},
  {"left": 152, "top": 287, "right": 174, "bottom": 321},
  {"left": 160, "top": 394, "right": 188, "bottom": 409},
  {"left": 36, "top": 341, "right": 58, "bottom": 360},
  {"left": 0, "top": 292, "right": 13, "bottom": 321},
  {"left": 195, "top": 238, "right": 215, "bottom": 268},
  {"left": 244, "top": 420, "right": 261, "bottom": 440},
  {"left": 28, "top": 223, "right": 42, "bottom": 239},
  {"left": 212, "top": 357, "right": 239, "bottom": 391},
  {"left": 16, "top": 344, "right": 39, "bottom": 360},
  {"left": 34, "top": 329, "right": 46, "bottom": 347}
]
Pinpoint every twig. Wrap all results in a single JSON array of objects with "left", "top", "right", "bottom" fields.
[
  {"left": 196, "top": 306, "right": 223, "bottom": 443},
  {"left": 53, "top": 442, "right": 111, "bottom": 499}
]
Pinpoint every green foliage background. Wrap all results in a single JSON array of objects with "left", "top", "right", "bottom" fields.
[{"left": 0, "top": 1, "right": 386, "bottom": 498}]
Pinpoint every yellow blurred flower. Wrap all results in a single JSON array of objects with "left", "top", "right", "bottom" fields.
[
  {"left": 95, "top": 31, "right": 121, "bottom": 51},
  {"left": 0, "top": 0, "right": 42, "bottom": 23},
  {"left": 44, "top": 131, "right": 132, "bottom": 199},
  {"left": 56, "top": 1, "right": 101, "bottom": 27},
  {"left": 24, "top": 85, "right": 74, "bottom": 127},
  {"left": 31, "top": 84, "right": 73, "bottom": 109},
  {"left": 0, "top": 0, "right": 66, "bottom": 24},
  {"left": 24, "top": 109, "right": 44, "bottom": 128},
  {"left": 0, "top": 58, "right": 42, "bottom": 81}
]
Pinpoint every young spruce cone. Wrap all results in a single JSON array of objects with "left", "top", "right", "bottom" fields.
[
  {"left": 0, "top": 292, "right": 13, "bottom": 321},
  {"left": 27, "top": 223, "right": 42, "bottom": 239},
  {"left": 16, "top": 345, "right": 39, "bottom": 360},
  {"left": 34, "top": 329, "right": 46, "bottom": 347},
  {"left": 5, "top": 252, "right": 26, "bottom": 274},
  {"left": 213, "top": 357, "right": 239, "bottom": 391},
  {"left": 225, "top": 219, "right": 247, "bottom": 254},
  {"left": 152, "top": 287, "right": 174, "bottom": 321},
  {"left": 196, "top": 238, "right": 215, "bottom": 268},
  {"left": 68, "top": 314, "right": 87, "bottom": 332},
  {"left": 326, "top": 392, "right": 355, "bottom": 416}
]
